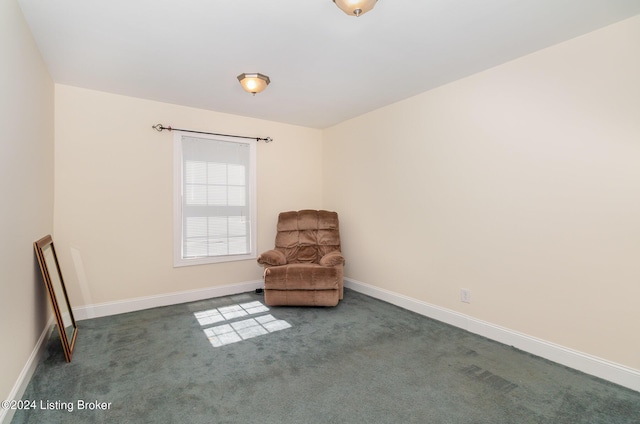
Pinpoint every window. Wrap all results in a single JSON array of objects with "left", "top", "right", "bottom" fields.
[{"left": 173, "top": 132, "right": 256, "bottom": 267}]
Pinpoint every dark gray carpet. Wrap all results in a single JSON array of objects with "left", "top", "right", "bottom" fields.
[{"left": 11, "top": 289, "right": 640, "bottom": 423}]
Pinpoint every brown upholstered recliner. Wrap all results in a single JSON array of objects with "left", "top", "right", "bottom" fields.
[{"left": 257, "top": 210, "right": 345, "bottom": 307}]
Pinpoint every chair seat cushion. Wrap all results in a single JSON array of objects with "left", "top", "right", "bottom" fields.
[{"left": 264, "top": 263, "right": 339, "bottom": 291}]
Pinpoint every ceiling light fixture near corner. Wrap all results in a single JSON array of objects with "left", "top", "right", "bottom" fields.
[
  {"left": 237, "top": 73, "right": 270, "bottom": 95},
  {"left": 333, "top": 0, "right": 377, "bottom": 17}
]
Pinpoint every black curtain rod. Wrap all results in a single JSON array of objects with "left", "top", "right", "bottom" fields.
[{"left": 152, "top": 124, "right": 272, "bottom": 143}]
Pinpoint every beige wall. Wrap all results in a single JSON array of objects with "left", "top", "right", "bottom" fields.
[
  {"left": 323, "top": 16, "right": 640, "bottom": 370},
  {"left": 54, "top": 85, "right": 323, "bottom": 307},
  {"left": 0, "top": 0, "right": 54, "bottom": 406}
]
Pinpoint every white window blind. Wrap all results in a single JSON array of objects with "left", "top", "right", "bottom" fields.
[{"left": 174, "top": 132, "right": 256, "bottom": 266}]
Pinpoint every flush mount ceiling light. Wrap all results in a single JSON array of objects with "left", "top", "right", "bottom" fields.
[
  {"left": 237, "top": 73, "right": 270, "bottom": 95},
  {"left": 333, "top": 0, "right": 377, "bottom": 17}
]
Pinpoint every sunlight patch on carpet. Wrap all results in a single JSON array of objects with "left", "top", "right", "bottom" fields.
[{"left": 194, "top": 301, "right": 291, "bottom": 348}]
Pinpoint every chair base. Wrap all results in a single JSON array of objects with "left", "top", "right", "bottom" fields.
[{"left": 265, "top": 289, "right": 339, "bottom": 307}]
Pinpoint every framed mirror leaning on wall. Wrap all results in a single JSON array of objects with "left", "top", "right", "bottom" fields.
[{"left": 34, "top": 235, "right": 78, "bottom": 362}]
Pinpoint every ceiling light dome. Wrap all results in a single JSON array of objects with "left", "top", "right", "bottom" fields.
[
  {"left": 237, "top": 73, "right": 270, "bottom": 95},
  {"left": 333, "top": 0, "right": 378, "bottom": 17}
]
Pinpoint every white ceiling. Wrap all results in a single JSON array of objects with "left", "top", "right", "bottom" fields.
[{"left": 18, "top": 0, "right": 640, "bottom": 129}]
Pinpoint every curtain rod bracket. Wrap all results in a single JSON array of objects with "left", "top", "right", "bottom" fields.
[{"left": 152, "top": 123, "right": 272, "bottom": 143}]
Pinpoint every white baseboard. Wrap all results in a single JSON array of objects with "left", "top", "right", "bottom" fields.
[
  {"left": 2, "top": 280, "right": 263, "bottom": 424},
  {"left": 73, "top": 280, "right": 264, "bottom": 321},
  {"left": 1, "top": 317, "right": 55, "bottom": 424},
  {"left": 344, "top": 278, "right": 640, "bottom": 393}
]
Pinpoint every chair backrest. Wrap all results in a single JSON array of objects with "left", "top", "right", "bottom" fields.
[{"left": 274, "top": 210, "right": 341, "bottom": 264}]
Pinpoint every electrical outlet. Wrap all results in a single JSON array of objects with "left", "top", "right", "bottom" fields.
[{"left": 460, "top": 288, "right": 471, "bottom": 303}]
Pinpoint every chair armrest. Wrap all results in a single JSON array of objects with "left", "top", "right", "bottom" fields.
[
  {"left": 319, "top": 251, "right": 345, "bottom": 267},
  {"left": 257, "top": 249, "right": 287, "bottom": 266}
]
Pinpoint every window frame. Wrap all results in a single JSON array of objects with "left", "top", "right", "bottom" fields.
[{"left": 173, "top": 131, "right": 257, "bottom": 267}]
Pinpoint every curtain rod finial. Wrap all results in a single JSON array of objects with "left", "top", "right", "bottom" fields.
[{"left": 152, "top": 124, "right": 173, "bottom": 132}]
